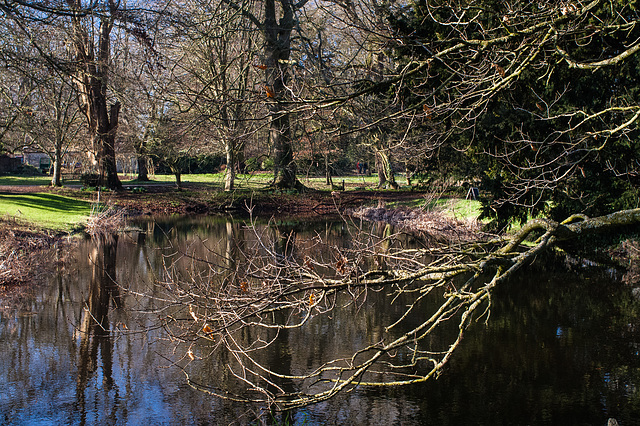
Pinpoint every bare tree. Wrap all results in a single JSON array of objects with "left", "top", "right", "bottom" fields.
[
  {"left": 23, "top": 72, "right": 84, "bottom": 186},
  {"left": 206, "top": 0, "right": 312, "bottom": 189},
  {"left": 167, "top": 0, "right": 259, "bottom": 191},
  {"left": 0, "top": 0, "right": 160, "bottom": 189},
  {"left": 55, "top": 0, "right": 122, "bottom": 189}
]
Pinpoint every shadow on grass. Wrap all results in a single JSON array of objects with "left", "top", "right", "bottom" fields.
[
  {"left": 0, "top": 176, "right": 51, "bottom": 186},
  {"left": 0, "top": 192, "right": 92, "bottom": 213}
]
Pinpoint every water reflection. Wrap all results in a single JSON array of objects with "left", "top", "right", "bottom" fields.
[
  {"left": 76, "top": 236, "right": 121, "bottom": 424},
  {"left": 0, "top": 216, "right": 639, "bottom": 424}
]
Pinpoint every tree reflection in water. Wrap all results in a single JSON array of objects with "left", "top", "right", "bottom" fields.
[{"left": 75, "top": 235, "right": 121, "bottom": 423}]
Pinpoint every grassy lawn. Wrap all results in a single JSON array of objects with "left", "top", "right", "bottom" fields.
[
  {"left": 123, "top": 172, "right": 398, "bottom": 191},
  {"left": 0, "top": 176, "right": 52, "bottom": 186},
  {"left": 122, "top": 172, "right": 272, "bottom": 190},
  {"left": 0, "top": 173, "right": 483, "bottom": 229},
  {"left": 0, "top": 193, "right": 93, "bottom": 232},
  {"left": 1, "top": 172, "right": 399, "bottom": 192},
  {"left": 438, "top": 198, "right": 483, "bottom": 220}
]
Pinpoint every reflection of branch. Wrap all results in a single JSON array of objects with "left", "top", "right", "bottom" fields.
[{"left": 155, "top": 208, "right": 640, "bottom": 410}]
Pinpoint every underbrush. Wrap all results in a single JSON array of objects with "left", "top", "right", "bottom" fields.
[
  {"left": 349, "top": 204, "right": 490, "bottom": 243},
  {"left": 85, "top": 204, "right": 126, "bottom": 239},
  {"left": 0, "top": 227, "right": 58, "bottom": 288}
]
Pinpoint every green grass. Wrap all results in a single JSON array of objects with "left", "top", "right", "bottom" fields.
[
  {"left": 122, "top": 172, "right": 273, "bottom": 189},
  {"left": 122, "top": 173, "right": 225, "bottom": 184},
  {"left": 0, "top": 193, "right": 93, "bottom": 232},
  {"left": 3, "top": 172, "right": 397, "bottom": 192},
  {"left": 0, "top": 176, "right": 52, "bottom": 186},
  {"left": 124, "top": 172, "right": 397, "bottom": 190},
  {"left": 440, "top": 199, "right": 482, "bottom": 221}
]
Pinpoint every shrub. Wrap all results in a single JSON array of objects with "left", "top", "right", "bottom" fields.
[
  {"left": 15, "top": 164, "right": 42, "bottom": 176},
  {"left": 80, "top": 172, "right": 100, "bottom": 188},
  {"left": 261, "top": 157, "right": 274, "bottom": 170}
]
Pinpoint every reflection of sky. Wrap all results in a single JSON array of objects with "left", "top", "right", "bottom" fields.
[{"left": 0, "top": 320, "right": 187, "bottom": 425}]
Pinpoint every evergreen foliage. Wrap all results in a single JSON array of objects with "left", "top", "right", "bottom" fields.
[{"left": 383, "top": 0, "right": 640, "bottom": 228}]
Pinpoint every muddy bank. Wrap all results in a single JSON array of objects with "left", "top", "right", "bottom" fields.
[{"left": 36, "top": 184, "right": 428, "bottom": 219}]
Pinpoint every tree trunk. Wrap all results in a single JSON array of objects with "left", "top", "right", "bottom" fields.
[
  {"left": 99, "top": 135, "right": 121, "bottom": 189},
  {"left": 270, "top": 112, "right": 297, "bottom": 188},
  {"left": 135, "top": 136, "right": 149, "bottom": 181},
  {"left": 236, "top": 141, "right": 246, "bottom": 174},
  {"left": 51, "top": 142, "right": 62, "bottom": 187},
  {"left": 405, "top": 165, "right": 413, "bottom": 187},
  {"left": 91, "top": 97, "right": 121, "bottom": 190},
  {"left": 264, "top": 0, "right": 300, "bottom": 190},
  {"left": 500, "top": 208, "right": 640, "bottom": 256},
  {"left": 69, "top": 3, "right": 122, "bottom": 190},
  {"left": 375, "top": 152, "right": 386, "bottom": 188},
  {"left": 172, "top": 167, "right": 182, "bottom": 190},
  {"left": 375, "top": 149, "right": 398, "bottom": 189},
  {"left": 137, "top": 155, "right": 149, "bottom": 181},
  {"left": 325, "top": 152, "right": 333, "bottom": 186},
  {"left": 224, "top": 139, "right": 235, "bottom": 191}
]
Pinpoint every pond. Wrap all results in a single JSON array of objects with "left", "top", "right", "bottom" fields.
[{"left": 1, "top": 215, "right": 640, "bottom": 425}]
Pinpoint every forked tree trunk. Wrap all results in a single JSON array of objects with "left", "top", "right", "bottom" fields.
[
  {"left": 85, "top": 77, "right": 123, "bottom": 191},
  {"left": 68, "top": 0, "right": 122, "bottom": 190}
]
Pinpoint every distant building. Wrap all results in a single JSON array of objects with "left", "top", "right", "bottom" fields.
[
  {"left": 22, "top": 148, "right": 51, "bottom": 172},
  {"left": 0, "top": 154, "right": 21, "bottom": 173}
]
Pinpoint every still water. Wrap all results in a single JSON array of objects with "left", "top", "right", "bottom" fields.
[{"left": 1, "top": 215, "right": 640, "bottom": 425}]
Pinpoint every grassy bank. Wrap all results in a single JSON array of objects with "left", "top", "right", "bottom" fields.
[
  {"left": 0, "top": 172, "right": 480, "bottom": 227},
  {"left": 0, "top": 193, "right": 93, "bottom": 233}
]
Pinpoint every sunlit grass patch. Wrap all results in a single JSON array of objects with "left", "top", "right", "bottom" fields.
[
  {"left": 302, "top": 174, "right": 383, "bottom": 190},
  {"left": 123, "top": 172, "right": 273, "bottom": 187},
  {"left": 439, "top": 199, "right": 483, "bottom": 221},
  {"left": 0, "top": 193, "right": 92, "bottom": 232},
  {"left": 121, "top": 172, "right": 406, "bottom": 192},
  {"left": 0, "top": 176, "right": 51, "bottom": 186}
]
